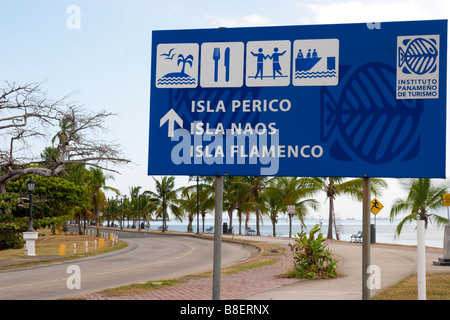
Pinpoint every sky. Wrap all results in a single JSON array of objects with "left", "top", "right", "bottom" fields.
[{"left": 1, "top": 0, "right": 449, "bottom": 220}]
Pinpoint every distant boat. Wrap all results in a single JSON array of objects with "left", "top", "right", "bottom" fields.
[
  {"left": 346, "top": 217, "right": 355, "bottom": 220},
  {"left": 296, "top": 57, "right": 321, "bottom": 72}
]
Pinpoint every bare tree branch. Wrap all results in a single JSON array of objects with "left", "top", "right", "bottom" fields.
[{"left": 0, "top": 82, "right": 131, "bottom": 192}]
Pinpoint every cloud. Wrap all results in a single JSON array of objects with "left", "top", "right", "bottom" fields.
[
  {"left": 302, "top": 0, "right": 449, "bottom": 24},
  {"left": 205, "top": 14, "right": 272, "bottom": 28}
]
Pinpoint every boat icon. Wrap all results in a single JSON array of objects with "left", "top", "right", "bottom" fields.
[
  {"left": 294, "top": 48, "right": 336, "bottom": 80},
  {"left": 296, "top": 56, "right": 321, "bottom": 71},
  {"left": 295, "top": 49, "right": 321, "bottom": 71}
]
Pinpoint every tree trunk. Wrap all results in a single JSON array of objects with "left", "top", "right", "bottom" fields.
[
  {"left": 245, "top": 210, "right": 250, "bottom": 233},
  {"left": 256, "top": 208, "right": 260, "bottom": 235},
  {"left": 95, "top": 192, "right": 100, "bottom": 237},
  {"left": 289, "top": 213, "right": 292, "bottom": 238},
  {"left": 327, "top": 197, "right": 334, "bottom": 239},
  {"left": 228, "top": 208, "right": 233, "bottom": 234},
  {"left": 272, "top": 215, "right": 276, "bottom": 237}
]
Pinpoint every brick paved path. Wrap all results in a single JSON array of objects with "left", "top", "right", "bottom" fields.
[{"left": 78, "top": 245, "right": 298, "bottom": 300}]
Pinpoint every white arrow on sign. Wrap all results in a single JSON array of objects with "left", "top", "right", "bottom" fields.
[{"left": 160, "top": 108, "right": 183, "bottom": 137}]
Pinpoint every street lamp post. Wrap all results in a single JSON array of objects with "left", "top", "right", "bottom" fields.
[
  {"left": 138, "top": 194, "right": 141, "bottom": 231},
  {"left": 23, "top": 177, "right": 38, "bottom": 256},
  {"left": 27, "top": 177, "right": 35, "bottom": 231},
  {"left": 123, "top": 195, "right": 127, "bottom": 228},
  {"left": 197, "top": 176, "right": 200, "bottom": 234},
  {"left": 118, "top": 195, "right": 123, "bottom": 230}
]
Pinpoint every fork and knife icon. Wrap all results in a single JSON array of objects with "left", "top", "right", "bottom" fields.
[{"left": 213, "top": 47, "right": 230, "bottom": 82}]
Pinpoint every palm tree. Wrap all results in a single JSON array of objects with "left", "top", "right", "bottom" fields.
[
  {"left": 85, "top": 167, "right": 119, "bottom": 237},
  {"left": 197, "top": 182, "right": 215, "bottom": 232},
  {"left": 177, "top": 54, "right": 193, "bottom": 74},
  {"left": 126, "top": 186, "right": 146, "bottom": 229},
  {"left": 184, "top": 176, "right": 215, "bottom": 232},
  {"left": 223, "top": 176, "right": 251, "bottom": 234},
  {"left": 178, "top": 187, "right": 197, "bottom": 232},
  {"left": 138, "top": 192, "right": 155, "bottom": 229},
  {"left": 64, "top": 163, "right": 90, "bottom": 234},
  {"left": 40, "top": 146, "right": 60, "bottom": 170},
  {"left": 106, "top": 196, "right": 122, "bottom": 228},
  {"left": 311, "top": 177, "right": 387, "bottom": 240},
  {"left": 265, "top": 177, "right": 318, "bottom": 237},
  {"left": 260, "top": 179, "right": 283, "bottom": 237},
  {"left": 390, "top": 178, "right": 449, "bottom": 236},
  {"left": 146, "top": 176, "right": 182, "bottom": 232},
  {"left": 183, "top": 176, "right": 217, "bottom": 233},
  {"left": 241, "top": 176, "right": 267, "bottom": 235}
]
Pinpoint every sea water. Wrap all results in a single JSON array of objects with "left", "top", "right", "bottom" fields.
[{"left": 116, "top": 217, "right": 445, "bottom": 249}]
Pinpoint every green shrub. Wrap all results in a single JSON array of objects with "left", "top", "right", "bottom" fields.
[
  {"left": 0, "top": 223, "right": 24, "bottom": 250},
  {"left": 287, "top": 224, "right": 339, "bottom": 279}
]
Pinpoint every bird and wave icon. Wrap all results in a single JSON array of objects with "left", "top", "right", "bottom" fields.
[
  {"left": 157, "top": 49, "right": 197, "bottom": 87},
  {"left": 157, "top": 75, "right": 196, "bottom": 86}
]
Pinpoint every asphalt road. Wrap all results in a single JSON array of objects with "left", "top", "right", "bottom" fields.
[{"left": 0, "top": 228, "right": 254, "bottom": 300}]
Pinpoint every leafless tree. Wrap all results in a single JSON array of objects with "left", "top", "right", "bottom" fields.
[{"left": 0, "top": 81, "right": 130, "bottom": 192}]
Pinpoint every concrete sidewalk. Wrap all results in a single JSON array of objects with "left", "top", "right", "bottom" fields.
[
  {"left": 79, "top": 234, "right": 450, "bottom": 300},
  {"left": 247, "top": 238, "right": 449, "bottom": 300}
]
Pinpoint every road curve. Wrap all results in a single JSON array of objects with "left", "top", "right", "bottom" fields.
[{"left": 0, "top": 229, "right": 255, "bottom": 300}]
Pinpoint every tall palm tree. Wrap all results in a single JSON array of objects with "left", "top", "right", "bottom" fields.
[
  {"left": 265, "top": 177, "right": 318, "bottom": 237},
  {"left": 243, "top": 176, "right": 267, "bottom": 235},
  {"left": 390, "top": 178, "right": 449, "bottom": 236},
  {"left": 126, "top": 186, "right": 147, "bottom": 229},
  {"left": 178, "top": 187, "right": 197, "bottom": 232},
  {"left": 184, "top": 176, "right": 216, "bottom": 233},
  {"left": 223, "top": 176, "right": 251, "bottom": 234},
  {"left": 138, "top": 191, "right": 155, "bottom": 229},
  {"left": 197, "top": 182, "right": 215, "bottom": 232},
  {"left": 260, "top": 179, "right": 283, "bottom": 237},
  {"left": 310, "top": 177, "right": 387, "bottom": 240},
  {"left": 85, "top": 167, "right": 119, "bottom": 237},
  {"left": 146, "top": 176, "right": 181, "bottom": 232},
  {"left": 64, "top": 163, "right": 90, "bottom": 234}
]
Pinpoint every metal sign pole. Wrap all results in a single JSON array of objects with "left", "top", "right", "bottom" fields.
[
  {"left": 362, "top": 177, "right": 371, "bottom": 300},
  {"left": 212, "top": 175, "right": 223, "bottom": 300},
  {"left": 417, "top": 220, "right": 426, "bottom": 300}
]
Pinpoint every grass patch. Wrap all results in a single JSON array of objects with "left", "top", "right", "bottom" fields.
[
  {"left": 222, "top": 257, "right": 280, "bottom": 275},
  {"left": 372, "top": 273, "right": 450, "bottom": 300},
  {"left": 96, "top": 279, "right": 187, "bottom": 296},
  {"left": 188, "top": 242, "right": 284, "bottom": 278},
  {"left": 0, "top": 228, "right": 127, "bottom": 270}
]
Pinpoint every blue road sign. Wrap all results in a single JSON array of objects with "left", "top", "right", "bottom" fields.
[{"left": 148, "top": 20, "right": 447, "bottom": 178}]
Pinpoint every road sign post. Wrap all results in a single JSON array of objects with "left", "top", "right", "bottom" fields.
[
  {"left": 370, "top": 198, "right": 384, "bottom": 244},
  {"left": 434, "top": 194, "right": 450, "bottom": 266},
  {"left": 149, "top": 20, "right": 447, "bottom": 179},
  {"left": 362, "top": 177, "right": 371, "bottom": 300},
  {"left": 149, "top": 20, "right": 447, "bottom": 300},
  {"left": 212, "top": 176, "right": 223, "bottom": 300}
]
